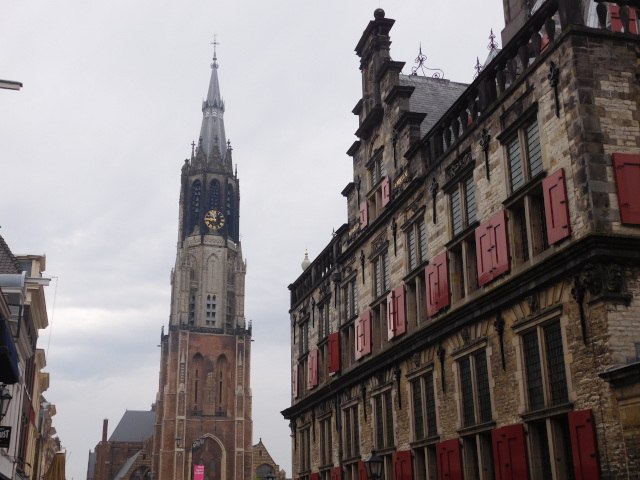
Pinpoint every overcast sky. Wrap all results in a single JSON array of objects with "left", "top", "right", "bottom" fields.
[{"left": 0, "top": 2, "right": 504, "bottom": 480}]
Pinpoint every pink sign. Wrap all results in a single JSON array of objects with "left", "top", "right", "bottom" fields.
[{"left": 194, "top": 464, "right": 205, "bottom": 480}]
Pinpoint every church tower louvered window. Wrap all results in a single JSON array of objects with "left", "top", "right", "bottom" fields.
[
  {"left": 191, "top": 180, "right": 202, "bottom": 230},
  {"left": 209, "top": 180, "right": 220, "bottom": 210}
]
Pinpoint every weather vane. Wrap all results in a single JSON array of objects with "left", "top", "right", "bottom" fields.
[{"left": 211, "top": 32, "right": 219, "bottom": 68}]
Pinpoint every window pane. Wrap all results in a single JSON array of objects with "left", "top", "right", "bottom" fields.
[
  {"left": 353, "top": 406, "right": 360, "bottom": 456},
  {"left": 508, "top": 137, "right": 524, "bottom": 191},
  {"left": 425, "top": 373, "right": 437, "bottom": 437},
  {"left": 375, "top": 260, "right": 381, "bottom": 297},
  {"left": 523, "top": 331, "right": 544, "bottom": 410},
  {"left": 544, "top": 322, "right": 568, "bottom": 405},
  {"left": 412, "top": 379, "right": 425, "bottom": 440},
  {"left": 475, "top": 352, "right": 492, "bottom": 423},
  {"left": 352, "top": 281, "right": 358, "bottom": 315},
  {"left": 384, "top": 390, "right": 394, "bottom": 447},
  {"left": 451, "top": 188, "right": 462, "bottom": 235},
  {"left": 465, "top": 177, "right": 476, "bottom": 225},
  {"left": 419, "top": 220, "right": 428, "bottom": 262},
  {"left": 526, "top": 120, "right": 543, "bottom": 178},
  {"left": 383, "top": 252, "right": 390, "bottom": 292},
  {"left": 375, "top": 395, "right": 384, "bottom": 448},
  {"left": 344, "top": 408, "right": 352, "bottom": 458},
  {"left": 408, "top": 229, "right": 417, "bottom": 270},
  {"left": 460, "top": 357, "right": 476, "bottom": 427}
]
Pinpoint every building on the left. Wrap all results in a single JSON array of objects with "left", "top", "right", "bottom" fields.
[{"left": 0, "top": 235, "right": 61, "bottom": 480}]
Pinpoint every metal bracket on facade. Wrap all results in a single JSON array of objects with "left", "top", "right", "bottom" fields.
[
  {"left": 548, "top": 61, "right": 560, "bottom": 117},
  {"left": 437, "top": 345, "right": 446, "bottom": 393},
  {"left": 430, "top": 177, "right": 439, "bottom": 224},
  {"left": 494, "top": 311, "right": 506, "bottom": 371},
  {"left": 355, "top": 176, "right": 361, "bottom": 204},
  {"left": 360, "top": 250, "right": 366, "bottom": 284},
  {"left": 480, "top": 129, "right": 491, "bottom": 180},
  {"left": 360, "top": 383, "right": 367, "bottom": 420},
  {"left": 571, "top": 275, "right": 588, "bottom": 345},
  {"left": 394, "top": 365, "right": 402, "bottom": 409},
  {"left": 392, "top": 130, "right": 398, "bottom": 168},
  {"left": 391, "top": 217, "right": 397, "bottom": 256},
  {"left": 311, "top": 297, "right": 316, "bottom": 327}
]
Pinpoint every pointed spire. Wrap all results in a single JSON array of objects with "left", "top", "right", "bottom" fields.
[{"left": 199, "top": 33, "right": 227, "bottom": 158}]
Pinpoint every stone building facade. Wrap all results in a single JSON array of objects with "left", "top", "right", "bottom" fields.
[{"left": 283, "top": 2, "right": 640, "bottom": 480}]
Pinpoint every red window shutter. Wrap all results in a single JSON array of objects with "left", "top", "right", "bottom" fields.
[
  {"left": 387, "top": 290, "right": 396, "bottom": 341},
  {"left": 610, "top": 5, "right": 638, "bottom": 34},
  {"left": 358, "top": 462, "right": 368, "bottom": 480},
  {"left": 308, "top": 349, "right": 318, "bottom": 389},
  {"left": 355, "top": 316, "right": 363, "bottom": 360},
  {"left": 328, "top": 332, "right": 340, "bottom": 374},
  {"left": 476, "top": 211, "right": 510, "bottom": 286},
  {"left": 491, "top": 210, "right": 510, "bottom": 277},
  {"left": 331, "top": 467, "right": 343, "bottom": 480},
  {"left": 436, "top": 439, "right": 463, "bottom": 480},
  {"left": 362, "top": 311, "right": 372, "bottom": 356},
  {"left": 310, "top": 473, "right": 320, "bottom": 480},
  {"left": 543, "top": 168, "right": 571, "bottom": 244},
  {"left": 392, "top": 450, "right": 413, "bottom": 480},
  {"left": 435, "top": 252, "right": 450, "bottom": 311},
  {"left": 382, "top": 176, "right": 391, "bottom": 206},
  {"left": 492, "top": 423, "right": 530, "bottom": 480},
  {"left": 569, "top": 409, "right": 601, "bottom": 480},
  {"left": 476, "top": 220, "right": 494, "bottom": 286},
  {"left": 360, "top": 201, "right": 369, "bottom": 229},
  {"left": 426, "top": 253, "right": 449, "bottom": 317},
  {"left": 425, "top": 263, "right": 438, "bottom": 317},
  {"left": 613, "top": 153, "right": 640, "bottom": 224},
  {"left": 292, "top": 364, "right": 298, "bottom": 399},
  {"left": 394, "top": 284, "right": 407, "bottom": 336}
]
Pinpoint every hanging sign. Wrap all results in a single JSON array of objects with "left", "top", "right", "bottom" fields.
[
  {"left": 193, "top": 464, "right": 204, "bottom": 480},
  {"left": 0, "top": 426, "right": 11, "bottom": 448}
]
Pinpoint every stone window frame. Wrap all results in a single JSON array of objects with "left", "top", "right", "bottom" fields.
[
  {"left": 499, "top": 107, "right": 550, "bottom": 268},
  {"left": 406, "top": 364, "right": 439, "bottom": 444},
  {"left": 341, "top": 400, "right": 361, "bottom": 463},
  {"left": 318, "top": 414, "right": 333, "bottom": 469},
  {"left": 513, "top": 305, "right": 578, "bottom": 480},
  {"left": 401, "top": 206, "right": 429, "bottom": 331},
  {"left": 512, "top": 305, "right": 574, "bottom": 414},
  {"left": 298, "top": 424, "right": 312, "bottom": 476}
]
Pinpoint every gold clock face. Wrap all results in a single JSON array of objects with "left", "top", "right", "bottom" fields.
[{"left": 204, "top": 210, "right": 225, "bottom": 230}]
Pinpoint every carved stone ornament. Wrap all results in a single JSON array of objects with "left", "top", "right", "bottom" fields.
[
  {"left": 581, "top": 263, "right": 602, "bottom": 296},
  {"left": 445, "top": 151, "right": 473, "bottom": 181},
  {"left": 411, "top": 352, "right": 421, "bottom": 368},
  {"left": 604, "top": 264, "right": 623, "bottom": 293},
  {"left": 460, "top": 326, "right": 470, "bottom": 344},
  {"left": 371, "top": 231, "right": 388, "bottom": 254},
  {"left": 319, "top": 280, "right": 331, "bottom": 297},
  {"left": 527, "top": 295, "right": 539, "bottom": 314}
]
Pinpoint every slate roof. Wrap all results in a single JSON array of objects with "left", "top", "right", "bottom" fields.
[
  {"left": 399, "top": 75, "right": 469, "bottom": 137},
  {"left": 112, "top": 451, "right": 141, "bottom": 480},
  {"left": 0, "top": 235, "right": 22, "bottom": 274},
  {"left": 109, "top": 410, "right": 155, "bottom": 442}
]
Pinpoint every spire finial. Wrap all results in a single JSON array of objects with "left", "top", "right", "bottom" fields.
[{"left": 211, "top": 32, "right": 220, "bottom": 69}]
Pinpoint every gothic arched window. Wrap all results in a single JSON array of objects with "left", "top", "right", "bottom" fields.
[
  {"left": 191, "top": 180, "right": 202, "bottom": 228},
  {"left": 209, "top": 180, "right": 220, "bottom": 211}
]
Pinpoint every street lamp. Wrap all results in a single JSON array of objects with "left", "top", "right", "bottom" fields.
[
  {"left": 364, "top": 450, "right": 384, "bottom": 480},
  {"left": 176, "top": 436, "right": 182, "bottom": 448},
  {"left": 190, "top": 436, "right": 206, "bottom": 480},
  {"left": 0, "top": 387, "right": 12, "bottom": 421}
]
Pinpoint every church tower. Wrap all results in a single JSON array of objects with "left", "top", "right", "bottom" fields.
[{"left": 151, "top": 42, "right": 253, "bottom": 480}]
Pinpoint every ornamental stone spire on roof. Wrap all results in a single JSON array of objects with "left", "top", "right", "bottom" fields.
[{"left": 199, "top": 34, "right": 227, "bottom": 158}]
